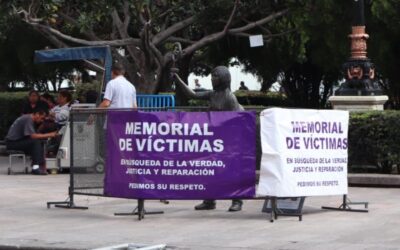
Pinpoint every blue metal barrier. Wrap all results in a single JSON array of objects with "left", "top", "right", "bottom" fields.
[{"left": 136, "top": 94, "right": 175, "bottom": 109}]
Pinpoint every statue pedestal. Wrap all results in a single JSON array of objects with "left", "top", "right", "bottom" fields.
[{"left": 328, "top": 95, "right": 388, "bottom": 111}]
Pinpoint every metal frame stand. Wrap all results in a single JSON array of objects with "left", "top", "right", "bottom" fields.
[
  {"left": 274, "top": 211, "right": 303, "bottom": 222},
  {"left": 47, "top": 113, "right": 88, "bottom": 210},
  {"left": 114, "top": 199, "right": 164, "bottom": 220},
  {"left": 322, "top": 195, "right": 368, "bottom": 212},
  {"left": 266, "top": 197, "right": 303, "bottom": 222},
  {"left": 47, "top": 186, "right": 88, "bottom": 210},
  {"left": 269, "top": 197, "right": 277, "bottom": 223}
]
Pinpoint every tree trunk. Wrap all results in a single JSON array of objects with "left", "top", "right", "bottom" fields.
[
  {"left": 134, "top": 70, "right": 158, "bottom": 94},
  {"left": 174, "top": 55, "right": 192, "bottom": 106}
]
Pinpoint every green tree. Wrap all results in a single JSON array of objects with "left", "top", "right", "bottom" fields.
[
  {"left": 201, "top": 0, "right": 351, "bottom": 108},
  {"left": 0, "top": 17, "right": 77, "bottom": 92},
  {"left": 274, "top": 0, "right": 400, "bottom": 108},
  {"left": 5, "top": 0, "right": 400, "bottom": 108},
  {"left": 201, "top": 0, "right": 400, "bottom": 108},
  {"left": 6, "top": 0, "right": 290, "bottom": 94},
  {"left": 368, "top": 0, "right": 400, "bottom": 108}
]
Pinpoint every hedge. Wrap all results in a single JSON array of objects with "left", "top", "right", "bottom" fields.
[
  {"left": 234, "top": 91, "right": 293, "bottom": 107},
  {"left": 349, "top": 111, "right": 400, "bottom": 173},
  {"left": 0, "top": 92, "right": 28, "bottom": 139}
]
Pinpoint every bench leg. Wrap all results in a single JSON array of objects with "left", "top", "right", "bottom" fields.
[
  {"left": 8, "top": 155, "right": 12, "bottom": 175},
  {"left": 22, "top": 154, "right": 28, "bottom": 174}
]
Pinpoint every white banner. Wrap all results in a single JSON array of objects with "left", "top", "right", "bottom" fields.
[{"left": 257, "top": 108, "right": 349, "bottom": 197}]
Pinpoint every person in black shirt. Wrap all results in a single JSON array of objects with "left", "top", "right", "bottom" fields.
[
  {"left": 41, "top": 92, "right": 56, "bottom": 110},
  {"left": 22, "top": 90, "right": 49, "bottom": 114}
]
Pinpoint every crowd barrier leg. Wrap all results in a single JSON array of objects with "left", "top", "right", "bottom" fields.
[
  {"left": 114, "top": 199, "right": 164, "bottom": 221},
  {"left": 263, "top": 197, "right": 304, "bottom": 222},
  {"left": 47, "top": 186, "right": 89, "bottom": 210},
  {"left": 47, "top": 116, "right": 88, "bottom": 211},
  {"left": 270, "top": 197, "right": 277, "bottom": 223},
  {"left": 321, "top": 194, "right": 368, "bottom": 213}
]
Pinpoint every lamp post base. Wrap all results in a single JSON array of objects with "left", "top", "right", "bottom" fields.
[{"left": 328, "top": 95, "right": 388, "bottom": 111}]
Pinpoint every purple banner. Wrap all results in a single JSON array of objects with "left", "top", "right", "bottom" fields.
[{"left": 104, "top": 111, "right": 256, "bottom": 199}]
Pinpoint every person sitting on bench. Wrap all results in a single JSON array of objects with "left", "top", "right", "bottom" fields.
[
  {"left": 5, "top": 108, "right": 57, "bottom": 175},
  {"left": 38, "top": 90, "right": 73, "bottom": 133},
  {"left": 21, "top": 90, "right": 49, "bottom": 115},
  {"left": 43, "top": 90, "right": 73, "bottom": 155},
  {"left": 49, "top": 90, "right": 72, "bottom": 129}
]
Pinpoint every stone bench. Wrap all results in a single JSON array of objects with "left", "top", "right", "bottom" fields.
[
  {"left": 1, "top": 141, "right": 30, "bottom": 175},
  {"left": 6, "top": 149, "right": 29, "bottom": 175}
]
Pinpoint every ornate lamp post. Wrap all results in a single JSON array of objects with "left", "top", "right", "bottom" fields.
[{"left": 335, "top": 0, "right": 382, "bottom": 96}]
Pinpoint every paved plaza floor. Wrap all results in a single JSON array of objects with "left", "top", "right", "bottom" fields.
[{"left": 0, "top": 156, "right": 400, "bottom": 250}]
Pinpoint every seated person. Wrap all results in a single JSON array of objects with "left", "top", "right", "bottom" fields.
[
  {"left": 41, "top": 91, "right": 72, "bottom": 155},
  {"left": 49, "top": 90, "right": 72, "bottom": 128},
  {"left": 41, "top": 93, "right": 56, "bottom": 110},
  {"left": 38, "top": 90, "right": 72, "bottom": 133},
  {"left": 22, "top": 90, "right": 49, "bottom": 114},
  {"left": 5, "top": 108, "right": 57, "bottom": 175}
]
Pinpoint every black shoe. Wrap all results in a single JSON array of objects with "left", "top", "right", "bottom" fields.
[
  {"left": 194, "top": 201, "right": 216, "bottom": 210},
  {"left": 31, "top": 169, "right": 48, "bottom": 175},
  {"left": 228, "top": 200, "right": 243, "bottom": 212}
]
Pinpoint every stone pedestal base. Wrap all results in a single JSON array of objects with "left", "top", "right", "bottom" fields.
[{"left": 328, "top": 95, "right": 388, "bottom": 111}]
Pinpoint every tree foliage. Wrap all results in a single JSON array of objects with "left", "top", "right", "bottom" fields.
[
  {"left": 201, "top": 0, "right": 400, "bottom": 108},
  {"left": 368, "top": 0, "right": 400, "bottom": 108},
  {"left": 201, "top": 1, "right": 351, "bottom": 108},
  {"left": 1, "top": 0, "right": 400, "bottom": 108},
  {"left": 5, "top": 0, "right": 290, "bottom": 94},
  {"left": 0, "top": 17, "right": 77, "bottom": 92}
]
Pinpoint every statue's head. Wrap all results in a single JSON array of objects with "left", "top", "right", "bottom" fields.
[{"left": 211, "top": 66, "right": 231, "bottom": 91}]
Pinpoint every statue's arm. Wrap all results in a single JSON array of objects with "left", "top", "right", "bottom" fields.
[{"left": 174, "top": 73, "right": 211, "bottom": 100}]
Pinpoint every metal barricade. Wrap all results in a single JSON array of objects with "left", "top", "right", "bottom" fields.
[
  {"left": 47, "top": 106, "right": 265, "bottom": 217},
  {"left": 69, "top": 107, "right": 207, "bottom": 197},
  {"left": 71, "top": 109, "right": 106, "bottom": 196},
  {"left": 136, "top": 94, "right": 175, "bottom": 110}
]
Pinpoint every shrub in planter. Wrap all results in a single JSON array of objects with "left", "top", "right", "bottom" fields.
[
  {"left": 74, "top": 81, "right": 101, "bottom": 103},
  {"left": 0, "top": 92, "right": 28, "bottom": 138},
  {"left": 348, "top": 111, "right": 400, "bottom": 173},
  {"left": 235, "top": 91, "right": 293, "bottom": 107}
]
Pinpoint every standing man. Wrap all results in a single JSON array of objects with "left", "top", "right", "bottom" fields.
[
  {"left": 174, "top": 66, "right": 244, "bottom": 212},
  {"left": 5, "top": 108, "right": 57, "bottom": 175},
  {"left": 100, "top": 63, "right": 137, "bottom": 109},
  {"left": 96, "top": 63, "right": 137, "bottom": 166}
]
